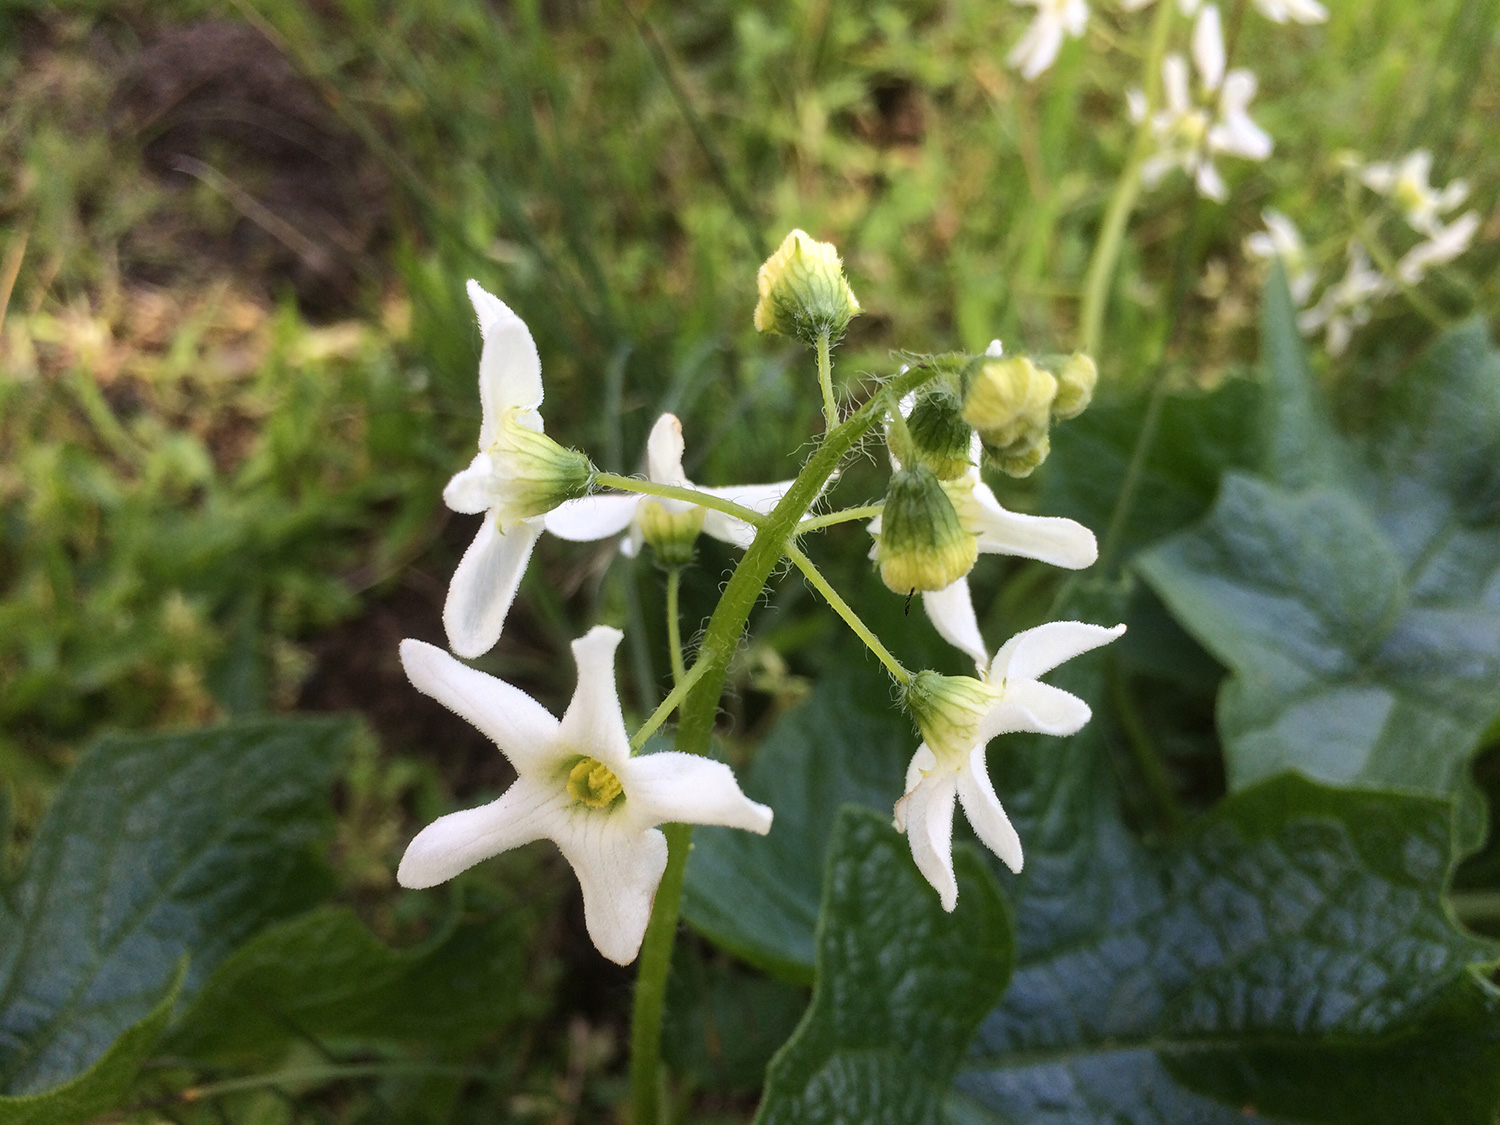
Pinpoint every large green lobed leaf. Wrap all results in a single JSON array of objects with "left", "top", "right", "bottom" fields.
[
  {"left": 1139, "top": 276, "right": 1500, "bottom": 844},
  {"left": 0, "top": 718, "right": 347, "bottom": 1098},
  {"left": 755, "top": 807, "right": 1013, "bottom": 1125}
]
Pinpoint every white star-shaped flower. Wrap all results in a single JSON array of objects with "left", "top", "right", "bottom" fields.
[
  {"left": 896, "top": 621, "right": 1125, "bottom": 910},
  {"left": 1361, "top": 150, "right": 1471, "bottom": 239},
  {"left": 1244, "top": 208, "right": 1318, "bottom": 305},
  {"left": 442, "top": 281, "right": 592, "bottom": 658},
  {"left": 1008, "top": 0, "right": 1090, "bottom": 81},
  {"left": 544, "top": 412, "right": 793, "bottom": 555},
  {"left": 1132, "top": 5, "right": 1272, "bottom": 202},
  {"left": 1297, "top": 241, "right": 1391, "bottom": 355},
  {"left": 397, "top": 626, "right": 772, "bottom": 964}
]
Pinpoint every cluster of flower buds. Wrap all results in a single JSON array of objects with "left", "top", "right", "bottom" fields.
[{"left": 869, "top": 344, "right": 1098, "bottom": 600}]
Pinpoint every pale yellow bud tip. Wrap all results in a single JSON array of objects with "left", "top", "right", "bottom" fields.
[{"left": 754, "top": 229, "right": 861, "bottom": 345}]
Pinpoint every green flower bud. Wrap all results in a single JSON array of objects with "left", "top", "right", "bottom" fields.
[
  {"left": 962, "top": 357, "right": 1057, "bottom": 450},
  {"left": 902, "top": 670, "right": 1000, "bottom": 760},
  {"left": 1051, "top": 352, "right": 1097, "bottom": 420},
  {"left": 875, "top": 465, "right": 979, "bottom": 594},
  {"left": 905, "top": 387, "right": 974, "bottom": 480},
  {"left": 754, "top": 229, "right": 862, "bottom": 346},
  {"left": 982, "top": 430, "right": 1050, "bottom": 478},
  {"left": 637, "top": 498, "right": 706, "bottom": 567},
  {"left": 491, "top": 410, "right": 592, "bottom": 529}
]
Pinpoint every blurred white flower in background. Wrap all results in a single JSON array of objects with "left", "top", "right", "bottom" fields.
[
  {"left": 1121, "top": 0, "right": 1325, "bottom": 22},
  {"left": 1298, "top": 242, "right": 1390, "bottom": 355},
  {"left": 1245, "top": 209, "right": 1318, "bottom": 304},
  {"left": 1131, "top": 5, "right": 1272, "bottom": 201},
  {"left": 1009, "top": 0, "right": 1090, "bottom": 80},
  {"left": 1396, "top": 211, "right": 1482, "bottom": 285},
  {"left": 1361, "top": 150, "right": 1472, "bottom": 238}
]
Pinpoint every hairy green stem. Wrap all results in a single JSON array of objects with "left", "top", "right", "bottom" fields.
[
  {"left": 797, "top": 503, "right": 885, "bottom": 532},
  {"left": 1077, "top": 0, "right": 1177, "bottom": 355},
  {"left": 786, "top": 542, "right": 909, "bottom": 684},
  {"left": 665, "top": 567, "right": 687, "bottom": 686},
  {"left": 592, "top": 472, "right": 765, "bottom": 527},
  {"left": 817, "top": 332, "right": 837, "bottom": 429},
  {"left": 628, "top": 362, "right": 939, "bottom": 1125},
  {"left": 629, "top": 659, "right": 707, "bottom": 753}
]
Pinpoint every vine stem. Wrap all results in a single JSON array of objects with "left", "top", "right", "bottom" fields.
[
  {"left": 817, "top": 332, "right": 837, "bottom": 429},
  {"left": 591, "top": 472, "right": 765, "bottom": 527},
  {"left": 785, "top": 542, "right": 909, "bottom": 685},
  {"left": 628, "top": 659, "right": 707, "bottom": 753},
  {"left": 628, "top": 362, "right": 939, "bottom": 1125},
  {"left": 797, "top": 503, "right": 885, "bottom": 532},
  {"left": 665, "top": 567, "right": 687, "bottom": 686},
  {"left": 1077, "top": 0, "right": 1177, "bottom": 355}
]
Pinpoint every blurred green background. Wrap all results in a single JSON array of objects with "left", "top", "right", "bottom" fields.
[{"left": 1, "top": 0, "right": 1496, "bottom": 1120}]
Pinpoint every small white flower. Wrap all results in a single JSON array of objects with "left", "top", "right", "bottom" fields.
[
  {"left": 1244, "top": 209, "right": 1318, "bottom": 304},
  {"left": 1298, "top": 242, "right": 1390, "bottom": 355},
  {"left": 544, "top": 413, "right": 793, "bottom": 555},
  {"left": 1396, "top": 211, "right": 1481, "bottom": 285},
  {"left": 442, "top": 281, "right": 591, "bottom": 659},
  {"left": 1135, "top": 6, "right": 1272, "bottom": 202},
  {"left": 896, "top": 622, "right": 1126, "bottom": 909},
  {"left": 397, "top": 626, "right": 772, "bottom": 964},
  {"left": 1008, "top": 0, "right": 1090, "bottom": 81},
  {"left": 1361, "top": 150, "right": 1470, "bottom": 238}
]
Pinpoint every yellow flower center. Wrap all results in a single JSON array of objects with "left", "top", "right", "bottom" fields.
[{"left": 566, "top": 756, "right": 624, "bottom": 809}]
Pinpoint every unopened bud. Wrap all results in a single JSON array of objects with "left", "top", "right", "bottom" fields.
[
  {"left": 875, "top": 465, "right": 978, "bottom": 594},
  {"left": 753, "top": 229, "right": 861, "bottom": 345},
  {"left": 983, "top": 430, "right": 1050, "bottom": 478},
  {"left": 1051, "top": 353, "right": 1097, "bottom": 420},
  {"left": 905, "top": 387, "right": 974, "bottom": 480},
  {"left": 903, "top": 670, "right": 1000, "bottom": 760},
  {"left": 963, "top": 356, "right": 1057, "bottom": 450},
  {"left": 637, "top": 498, "right": 706, "bottom": 567},
  {"left": 490, "top": 410, "right": 592, "bottom": 528}
]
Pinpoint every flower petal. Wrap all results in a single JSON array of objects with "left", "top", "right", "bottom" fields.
[
  {"left": 557, "top": 626, "right": 632, "bottom": 770},
  {"left": 544, "top": 494, "right": 643, "bottom": 542},
  {"left": 621, "top": 752, "right": 772, "bottom": 834},
  {"left": 922, "top": 579, "right": 989, "bottom": 671},
  {"left": 400, "top": 638, "right": 560, "bottom": 771},
  {"left": 554, "top": 816, "right": 670, "bottom": 965},
  {"left": 397, "top": 778, "right": 563, "bottom": 888},
  {"left": 956, "top": 747, "right": 1024, "bottom": 873},
  {"left": 1192, "top": 4, "right": 1225, "bottom": 91},
  {"left": 443, "top": 453, "right": 495, "bottom": 515},
  {"left": 469, "top": 281, "right": 543, "bottom": 450},
  {"left": 646, "top": 413, "right": 690, "bottom": 487},
  {"left": 971, "top": 481, "right": 1098, "bottom": 568},
  {"left": 443, "top": 517, "right": 541, "bottom": 658},
  {"left": 982, "top": 680, "right": 1093, "bottom": 738},
  {"left": 900, "top": 770, "right": 959, "bottom": 912},
  {"left": 990, "top": 621, "right": 1127, "bottom": 683}
]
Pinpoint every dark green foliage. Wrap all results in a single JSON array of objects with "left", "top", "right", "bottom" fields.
[
  {"left": 0, "top": 719, "right": 347, "bottom": 1096},
  {"left": 754, "top": 808, "right": 1012, "bottom": 1125}
]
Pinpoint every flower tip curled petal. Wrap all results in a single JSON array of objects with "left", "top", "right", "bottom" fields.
[
  {"left": 903, "top": 767, "right": 960, "bottom": 911},
  {"left": 922, "top": 579, "right": 990, "bottom": 672},
  {"left": 557, "top": 822, "right": 669, "bottom": 966},
  {"left": 557, "top": 625, "right": 632, "bottom": 769},
  {"left": 396, "top": 781, "right": 555, "bottom": 889},
  {"left": 991, "top": 620, "right": 1126, "bottom": 683},
  {"left": 956, "top": 747, "right": 1024, "bottom": 874},
  {"left": 443, "top": 517, "right": 542, "bottom": 658},
  {"left": 970, "top": 479, "right": 1098, "bottom": 569},
  {"left": 443, "top": 452, "right": 495, "bottom": 515},
  {"left": 466, "top": 280, "right": 543, "bottom": 448},
  {"left": 646, "top": 413, "right": 690, "bottom": 490}
]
